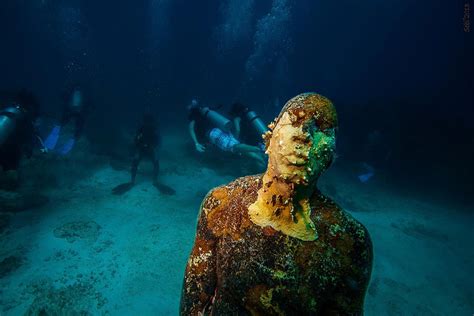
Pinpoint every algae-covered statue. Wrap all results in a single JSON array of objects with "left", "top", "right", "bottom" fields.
[{"left": 180, "top": 93, "right": 373, "bottom": 315}]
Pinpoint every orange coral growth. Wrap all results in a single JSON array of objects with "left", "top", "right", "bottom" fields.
[
  {"left": 211, "top": 187, "right": 228, "bottom": 201},
  {"left": 205, "top": 185, "right": 253, "bottom": 240},
  {"left": 191, "top": 237, "right": 213, "bottom": 255},
  {"left": 198, "top": 292, "right": 210, "bottom": 305},
  {"left": 262, "top": 226, "right": 278, "bottom": 236},
  {"left": 187, "top": 237, "right": 214, "bottom": 275}
]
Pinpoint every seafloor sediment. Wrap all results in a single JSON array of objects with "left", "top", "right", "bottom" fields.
[{"left": 0, "top": 131, "right": 472, "bottom": 315}]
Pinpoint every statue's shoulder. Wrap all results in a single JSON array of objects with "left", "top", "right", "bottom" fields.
[
  {"left": 202, "top": 175, "right": 262, "bottom": 213},
  {"left": 311, "top": 192, "right": 373, "bottom": 261},
  {"left": 200, "top": 175, "right": 263, "bottom": 239}
]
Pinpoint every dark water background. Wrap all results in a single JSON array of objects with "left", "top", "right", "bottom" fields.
[{"left": 1, "top": 0, "right": 472, "bottom": 207}]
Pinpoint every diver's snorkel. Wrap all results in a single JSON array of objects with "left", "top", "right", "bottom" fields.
[
  {"left": 199, "top": 107, "right": 232, "bottom": 133},
  {"left": 0, "top": 105, "right": 25, "bottom": 147},
  {"left": 245, "top": 110, "right": 269, "bottom": 136}
]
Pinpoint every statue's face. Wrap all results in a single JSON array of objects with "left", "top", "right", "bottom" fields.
[
  {"left": 267, "top": 93, "right": 337, "bottom": 185},
  {"left": 268, "top": 112, "right": 335, "bottom": 184}
]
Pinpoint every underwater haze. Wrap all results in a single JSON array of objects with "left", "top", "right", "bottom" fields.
[{"left": 0, "top": 0, "right": 473, "bottom": 315}]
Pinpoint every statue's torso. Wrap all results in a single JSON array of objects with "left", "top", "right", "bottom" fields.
[{"left": 202, "top": 175, "right": 371, "bottom": 315}]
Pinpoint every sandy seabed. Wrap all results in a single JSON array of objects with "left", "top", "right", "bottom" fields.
[{"left": 0, "top": 133, "right": 472, "bottom": 315}]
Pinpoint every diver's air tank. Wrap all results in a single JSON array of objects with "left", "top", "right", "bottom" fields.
[
  {"left": 245, "top": 110, "right": 268, "bottom": 136},
  {"left": 69, "top": 90, "right": 83, "bottom": 113},
  {"left": 0, "top": 106, "right": 24, "bottom": 147},
  {"left": 199, "top": 107, "right": 232, "bottom": 133}
]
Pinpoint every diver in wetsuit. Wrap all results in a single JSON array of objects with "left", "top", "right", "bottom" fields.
[
  {"left": 112, "top": 113, "right": 175, "bottom": 195},
  {"left": 131, "top": 114, "right": 160, "bottom": 185},
  {"left": 187, "top": 99, "right": 212, "bottom": 153},
  {"left": 229, "top": 102, "right": 268, "bottom": 150},
  {"left": 44, "top": 85, "right": 90, "bottom": 154},
  {"left": 187, "top": 99, "right": 266, "bottom": 167},
  {"left": 0, "top": 90, "right": 41, "bottom": 187}
]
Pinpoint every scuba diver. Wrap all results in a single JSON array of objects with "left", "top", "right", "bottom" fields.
[
  {"left": 229, "top": 102, "right": 269, "bottom": 150},
  {"left": 112, "top": 112, "right": 175, "bottom": 195},
  {"left": 0, "top": 90, "right": 42, "bottom": 187},
  {"left": 44, "top": 85, "right": 90, "bottom": 155},
  {"left": 187, "top": 99, "right": 266, "bottom": 167}
]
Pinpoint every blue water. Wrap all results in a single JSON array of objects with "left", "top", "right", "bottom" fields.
[{"left": 0, "top": 0, "right": 472, "bottom": 315}]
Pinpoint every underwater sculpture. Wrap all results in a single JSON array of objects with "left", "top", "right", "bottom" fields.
[{"left": 180, "top": 93, "right": 373, "bottom": 315}]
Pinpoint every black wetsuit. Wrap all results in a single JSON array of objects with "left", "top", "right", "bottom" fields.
[
  {"left": 229, "top": 103, "right": 263, "bottom": 146},
  {"left": 188, "top": 107, "right": 213, "bottom": 144},
  {"left": 131, "top": 125, "right": 160, "bottom": 183},
  {"left": 0, "top": 107, "right": 35, "bottom": 171}
]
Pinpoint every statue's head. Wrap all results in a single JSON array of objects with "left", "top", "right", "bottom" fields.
[{"left": 264, "top": 93, "right": 338, "bottom": 186}]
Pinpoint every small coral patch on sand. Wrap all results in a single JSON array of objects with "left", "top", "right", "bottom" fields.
[
  {"left": 0, "top": 255, "right": 24, "bottom": 279},
  {"left": 54, "top": 221, "right": 101, "bottom": 243},
  {"left": 25, "top": 279, "right": 107, "bottom": 315}
]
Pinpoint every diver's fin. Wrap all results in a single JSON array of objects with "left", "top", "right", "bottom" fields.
[
  {"left": 153, "top": 181, "right": 176, "bottom": 195},
  {"left": 112, "top": 182, "right": 134, "bottom": 195},
  {"left": 58, "top": 138, "right": 75, "bottom": 155},
  {"left": 44, "top": 125, "right": 61, "bottom": 150}
]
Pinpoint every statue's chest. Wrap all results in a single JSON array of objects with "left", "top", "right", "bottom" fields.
[
  {"left": 215, "top": 228, "right": 305, "bottom": 293},
  {"left": 214, "top": 226, "right": 342, "bottom": 301}
]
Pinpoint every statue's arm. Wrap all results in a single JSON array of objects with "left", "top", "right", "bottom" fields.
[{"left": 180, "top": 198, "right": 218, "bottom": 315}]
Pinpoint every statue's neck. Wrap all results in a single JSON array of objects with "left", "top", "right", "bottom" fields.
[{"left": 248, "top": 167, "right": 318, "bottom": 241}]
